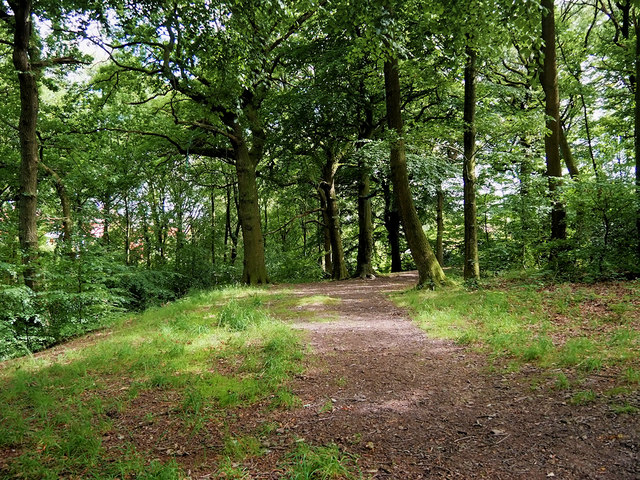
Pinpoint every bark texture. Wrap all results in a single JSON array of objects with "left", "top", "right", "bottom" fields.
[
  {"left": 11, "top": 0, "right": 39, "bottom": 290},
  {"left": 541, "top": 0, "right": 567, "bottom": 245},
  {"left": 463, "top": 45, "right": 480, "bottom": 280},
  {"left": 382, "top": 179, "right": 402, "bottom": 272},
  {"left": 233, "top": 130, "right": 268, "bottom": 284},
  {"left": 436, "top": 187, "right": 444, "bottom": 267},
  {"left": 384, "top": 57, "right": 446, "bottom": 287},
  {"left": 355, "top": 162, "right": 375, "bottom": 279},
  {"left": 635, "top": 20, "right": 640, "bottom": 261}
]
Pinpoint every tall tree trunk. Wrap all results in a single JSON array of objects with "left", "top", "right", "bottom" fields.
[
  {"left": 124, "top": 192, "right": 130, "bottom": 265},
  {"left": 319, "top": 152, "right": 349, "bottom": 280},
  {"left": 635, "top": 18, "right": 640, "bottom": 262},
  {"left": 103, "top": 194, "right": 111, "bottom": 246},
  {"left": 541, "top": 0, "right": 567, "bottom": 248},
  {"left": 233, "top": 135, "right": 268, "bottom": 284},
  {"left": 519, "top": 145, "right": 533, "bottom": 267},
  {"left": 463, "top": 44, "right": 480, "bottom": 280},
  {"left": 11, "top": 0, "right": 39, "bottom": 290},
  {"left": 382, "top": 179, "right": 402, "bottom": 272},
  {"left": 210, "top": 190, "right": 216, "bottom": 265},
  {"left": 436, "top": 186, "right": 444, "bottom": 267},
  {"left": 384, "top": 57, "right": 446, "bottom": 287},
  {"left": 224, "top": 183, "right": 231, "bottom": 263},
  {"left": 318, "top": 189, "right": 333, "bottom": 275},
  {"left": 355, "top": 160, "right": 375, "bottom": 278},
  {"left": 142, "top": 208, "right": 151, "bottom": 268},
  {"left": 225, "top": 98, "right": 269, "bottom": 285},
  {"left": 175, "top": 198, "right": 185, "bottom": 273},
  {"left": 230, "top": 183, "right": 240, "bottom": 265}
]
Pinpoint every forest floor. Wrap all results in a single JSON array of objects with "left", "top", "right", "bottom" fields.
[
  {"left": 1, "top": 272, "right": 639, "bottom": 479},
  {"left": 234, "top": 271, "right": 639, "bottom": 479}
]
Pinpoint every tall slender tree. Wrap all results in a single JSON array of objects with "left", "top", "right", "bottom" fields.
[
  {"left": 384, "top": 56, "right": 447, "bottom": 287},
  {"left": 3, "top": 0, "right": 39, "bottom": 289},
  {"left": 463, "top": 44, "right": 480, "bottom": 280},
  {"left": 541, "top": 0, "right": 567, "bottom": 249}
]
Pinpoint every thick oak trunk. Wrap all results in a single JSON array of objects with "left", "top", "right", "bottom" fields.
[
  {"left": 234, "top": 138, "right": 268, "bottom": 284},
  {"left": 384, "top": 57, "right": 446, "bottom": 287},
  {"left": 12, "top": 0, "right": 39, "bottom": 290},
  {"left": 541, "top": 0, "right": 567, "bottom": 246},
  {"left": 463, "top": 45, "right": 480, "bottom": 280}
]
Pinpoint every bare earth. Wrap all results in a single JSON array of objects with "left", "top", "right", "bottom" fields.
[{"left": 239, "top": 271, "right": 639, "bottom": 479}]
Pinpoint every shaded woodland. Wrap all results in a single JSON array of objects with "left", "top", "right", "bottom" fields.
[{"left": 1, "top": 0, "right": 640, "bottom": 357}]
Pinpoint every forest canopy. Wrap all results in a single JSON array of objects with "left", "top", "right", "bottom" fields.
[{"left": 1, "top": 0, "right": 639, "bottom": 358}]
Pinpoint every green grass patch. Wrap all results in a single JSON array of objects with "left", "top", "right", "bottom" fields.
[
  {"left": 0, "top": 286, "right": 303, "bottom": 478},
  {"left": 395, "top": 278, "right": 640, "bottom": 396},
  {"left": 282, "top": 442, "right": 361, "bottom": 480}
]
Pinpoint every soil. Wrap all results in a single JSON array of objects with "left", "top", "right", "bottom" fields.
[
  {"left": 3, "top": 272, "right": 639, "bottom": 479},
  {"left": 235, "top": 271, "right": 639, "bottom": 479}
]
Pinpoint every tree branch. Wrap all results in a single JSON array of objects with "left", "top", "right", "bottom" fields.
[
  {"left": 32, "top": 56, "right": 87, "bottom": 69},
  {"left": 265, "top": 208, "right": 323, "bottom": 236}
]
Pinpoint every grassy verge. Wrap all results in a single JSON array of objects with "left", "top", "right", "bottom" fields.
[
  {"left": 395, "top": 277, "right": 640, "bottom": 407},
  {"left": 0, "top": 287, "right": 304, "bottom": 478}
]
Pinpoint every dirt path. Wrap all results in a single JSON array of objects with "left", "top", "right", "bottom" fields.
[{"left": 249, "top": 272, "right": 638, "bottom": 479}]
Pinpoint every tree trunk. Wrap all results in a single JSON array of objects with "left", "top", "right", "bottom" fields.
[
  {"left": 230, "top": 183, "right": 240, "bottom": 265},
  {"left": 382, "top": 179, "right": 402, "bottom": 272},
  {"left": 635, "top": 19, "right": 640, "bottom": 262},
  {"left": 384, "top": 57, "right": 446, "bottom": 287},
  {"left": 175, "top": 198, "right": 185, "bottom": 273},
  {"left": 318, "top": 189, "right": 333, "bottom": 275},
  {"left": 142, "top": 209, "right": 151, "bottom": 267},
  {"left": 463, "top": 44, "right": 480, "bottom": 280},
  {"left": 233, "top": 135, "right": 268, "bottom": 284},
  {"left": 355, "top": 160, "right": 375, "bottom": 278},
  {"left": 40, "top": 162, "right": 72, "bottom": 248},
  {"left": 436, "top": 186, "right": 444, "bottom": 267},
  {"left": 541, "top": 0, "right": 567, "bottom": 247},
  {"left": 319, "top": 153, "right": 349, "bottom": 280},
  {"left": 103, "top": 194, "right": 111, "bottom": 246},
  {"left": 559, "top": 122, "right": 580, "bottom": 178},
  {"left": 11, "top": 0, "right": 39, "bottom": 290},
  {"left": 224, "top": 183, "right": 231, "bottom": 263},
  {"left": 124, "top": 192, "right": 130, "bottom": 265},
  {"left": 210, "top": 190, "right": 216, "bottom": 265}
]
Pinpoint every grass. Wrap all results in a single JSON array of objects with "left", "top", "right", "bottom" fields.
[
  {"left": 395, "top": 276, "right": 640, "bottom": 401},
  {"left": 281, "top": 441, "right": 361, "bottom": 480},
  {"left": 0, "top": 286, "right": 304, "bottom": 479}
]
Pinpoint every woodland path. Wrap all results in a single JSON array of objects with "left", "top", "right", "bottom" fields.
[{"left": 243, "top": 271, "right": 639, "bottom": 479}]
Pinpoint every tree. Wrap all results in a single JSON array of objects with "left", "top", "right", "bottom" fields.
[
  {"left": 541, "top": 0, "right": 567, "bottom": 251},
  {"left": 94, "top": 1, "right": 326, "bottom": 284},
  {"left": 463, "top": 44, "right": 480, "bottom": 280},
  {"left": 384, "top": 55, "right": 447, "bottom": 287}
]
